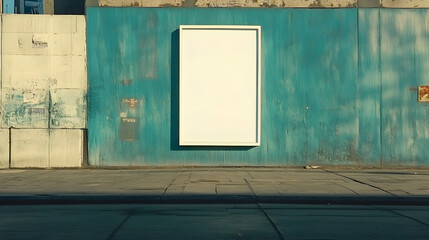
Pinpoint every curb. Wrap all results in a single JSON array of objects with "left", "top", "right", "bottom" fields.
[{"left": 1, "top": 195, "right": 429, "bottom": 206}]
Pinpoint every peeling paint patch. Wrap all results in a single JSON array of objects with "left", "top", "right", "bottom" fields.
[
  {"left": 2, "top": 88, "right": 50, "bottom": 128},
  {"left": 50, "top": 89, "right": 87, "bottom": 128},
  {"left": 140, "top": 12, "right": 158, "bottom": 79},
  {"left": 120, "top": 117, "right": 139, "bottom": 140},
  {"left": 120, "top": 78, "right": 133, "bottom": 85}
]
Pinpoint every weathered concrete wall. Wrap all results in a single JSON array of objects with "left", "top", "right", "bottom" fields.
[
  {"left": 87, "top": 8, "right": 429, "bottom": 167},
  {"left": 380, "top": 0, "right": 429, "bottom": 8},
  {"left": 1, "top": 15, "right": 87, "bottom": 168},
  {"left": 1, "top": 15, "right": 87, "bottom": 129},
  {"left": 92, "top": 0, "right": 429, "bottom": 8}
]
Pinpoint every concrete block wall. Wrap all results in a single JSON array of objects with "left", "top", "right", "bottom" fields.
[
  {"left": 0, "top": 129, "right": 9, "bottom": 168},
  {"left": 0, "top": 15, "right": 87, "bottom": 168},
  {"left": 10, "top": 129, "right": 84, "bottom": 168}
]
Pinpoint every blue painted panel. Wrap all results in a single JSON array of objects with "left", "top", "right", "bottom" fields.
[
  {"left": 87, "top": 8, "right": 359, "bottom": 166},
  {"left": 87, "top": 8, "right": 427, "bottom": 166},
  {"left": 379, "top": 9, "right": 429, "bottom": 166}
]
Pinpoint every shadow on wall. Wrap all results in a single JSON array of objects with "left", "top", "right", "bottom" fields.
[
  {"left": 54, "top": 0, "right": 85, "bottom": 15},
  {"left": 169, "top": 29, "right": 253, "bottom": 152}
]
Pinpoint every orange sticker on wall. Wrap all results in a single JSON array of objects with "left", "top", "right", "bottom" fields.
[{"left": 418, "top": 86, "right": 429, "bottom": 102}]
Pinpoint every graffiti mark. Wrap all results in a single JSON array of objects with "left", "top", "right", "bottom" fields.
[
  {"left": 49, "top": 89, "right": 87, "bottom": 128},
  {"left": 27, "top": 108, "right": 46, "bottom": 115},
  {"left": 2, "top": 88, "right": 49, "bottom": 128},
  {"left": 32, "top": 35, "right": 48, "bottom": 48},
  {"left": 122, "top": 118, "right": 136, "bottom": 123},
  {"left": 122, "top": 98, "right": 138, "bottom": 108}
]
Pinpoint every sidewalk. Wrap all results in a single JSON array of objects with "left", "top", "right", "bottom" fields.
[{"left": 0, "top": 168, "right": 429, "bottom": 205}]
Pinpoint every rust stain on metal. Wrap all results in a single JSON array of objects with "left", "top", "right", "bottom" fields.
[{"left": 418, "top": 86, "right": 429, "bottom": 102}]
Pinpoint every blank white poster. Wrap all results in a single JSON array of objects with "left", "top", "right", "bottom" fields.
[{"left": 179, "top": 25, "right": 261, "bottom": 146}]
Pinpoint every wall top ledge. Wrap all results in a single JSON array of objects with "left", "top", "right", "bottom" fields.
[{"left": 88, "top": 0, "right": 429, "bottom": 8}]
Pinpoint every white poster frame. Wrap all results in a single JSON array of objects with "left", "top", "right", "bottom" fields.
[{"left": 179, "top": 25, "right": 261, "bottom": 146}]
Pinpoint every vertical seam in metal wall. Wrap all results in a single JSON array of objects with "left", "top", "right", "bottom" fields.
[
  {"left": 84, "top": 13, "right": 89, "bottom": 166},
  {"left": 378, "top": 8, "right": 383, "bottom": 166},
  {"left": 356, "top": 7, "right": 360, "bottom": 165}
]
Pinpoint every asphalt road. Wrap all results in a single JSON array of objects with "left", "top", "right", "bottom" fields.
[{"left": 1, "top": 204, "right": 429, "bottom": 240}]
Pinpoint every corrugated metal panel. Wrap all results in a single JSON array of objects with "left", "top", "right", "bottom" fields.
[{"left": 87, "top": 8, "right": 429, "bottom": 167}]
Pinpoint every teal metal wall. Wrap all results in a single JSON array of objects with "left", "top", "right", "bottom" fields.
[{"left": 87, "top": 8, "right": 429, "bottom": 166}]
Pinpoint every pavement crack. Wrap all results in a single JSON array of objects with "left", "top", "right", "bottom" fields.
[
  {"left": 106, "top": 213, "right": 133, "bottom": 240},
  {"left": 161, "top": 171, "right": 182, "bottom": 196},
  {"left": 246, "top": 170, "right": 255, "bottom": 179},
  {"left": 390, "top": 210, "right": 429, "bottom": 228},
  {"left": 336, "top": 183, "right": 360, "bottom": 196},
  {"left": 257, "top": 204, "right": 286, "bottom": 240},
  {"left": 244, "top": 178, "right": 285, "bottom": 240},
  {"left": 244, "top": 178, "right": 256, "bottom": 197},
  {"left": 323, "top": 170, "right": 398, "bottom": 197},
  {"left": 377, "top": 207, "right": 429, "bottom": 228}
]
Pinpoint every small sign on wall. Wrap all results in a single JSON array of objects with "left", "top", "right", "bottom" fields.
[{"left": 418, "top": 86, "right": 429, "bottom": 102}]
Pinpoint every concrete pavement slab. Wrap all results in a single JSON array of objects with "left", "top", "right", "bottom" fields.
[
  {"left": 215, "top": 184, "right": 253, "bottom": 195},
  {"left": 0, "top": 168, "right": 429, "bottom": 205}
]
